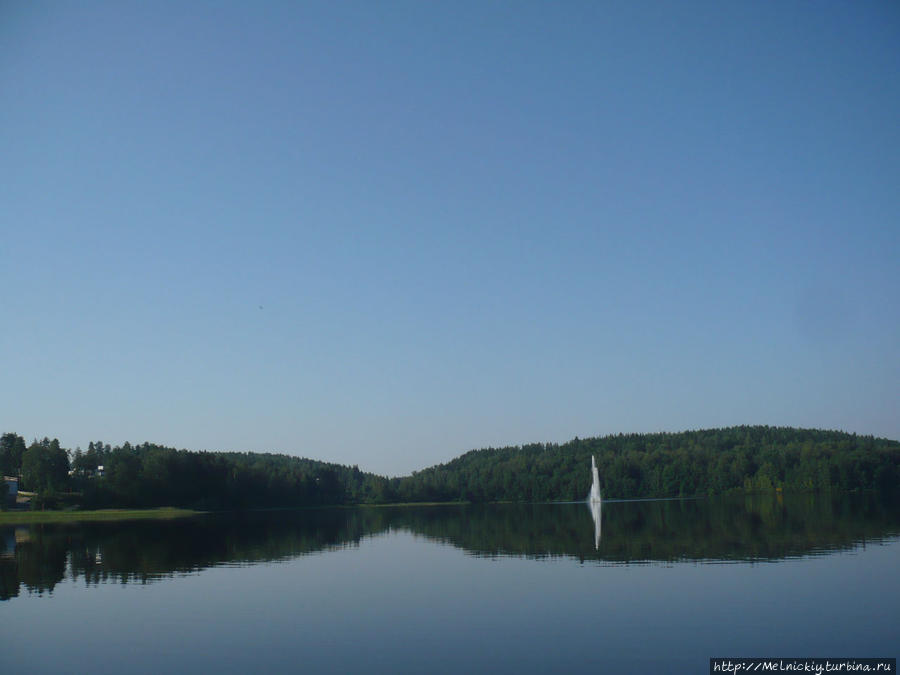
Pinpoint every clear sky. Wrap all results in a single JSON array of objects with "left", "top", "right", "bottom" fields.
[{"left": 1, "top": 1, "right": 898, "bottom": 476}]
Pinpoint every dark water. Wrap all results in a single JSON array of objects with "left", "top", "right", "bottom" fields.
[{"left": 2, "top": 494, "right": 898, "bottom": 673}]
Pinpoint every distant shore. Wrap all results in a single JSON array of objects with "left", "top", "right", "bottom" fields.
[
  {"left": 0, "top": 503, "right": 471, "bottom": 525},
  {"left": 0, "top": 507, "right": 200, "bottom": 525}
]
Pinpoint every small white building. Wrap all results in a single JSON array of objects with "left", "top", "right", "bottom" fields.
[{"left": 3, "top": 476, "right": 17, "bottom": 503}]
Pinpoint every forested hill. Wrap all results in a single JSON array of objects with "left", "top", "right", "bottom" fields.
[
  {"left": 1, "top": 436, "right": 391, "bottom": 510},
  {"left": 391, "top": 426, "right": 900, "bottom": 502},
  {"left": 2, "top": 426, "right": 899, "bottom": 510}
]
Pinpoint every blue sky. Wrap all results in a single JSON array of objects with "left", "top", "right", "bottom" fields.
[{"left": 1, "top": 1, "right": 898, "bottom": 475}]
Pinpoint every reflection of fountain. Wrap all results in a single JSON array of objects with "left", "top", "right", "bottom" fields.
[
  {"left": 587, "top": 455, "right": 602, "bottom": 549},
  {"left": 590, "top": 499, "right": 602, "bottom": 550}
]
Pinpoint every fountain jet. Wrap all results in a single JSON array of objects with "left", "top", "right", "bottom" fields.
[
  {"left": 589, "top": 455, "right": 602, "bottom": 504},
  {"left": 588, "top": 455, "right": 602, "bottom": 549}
]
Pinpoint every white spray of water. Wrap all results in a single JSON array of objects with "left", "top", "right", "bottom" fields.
[
  {"left": 589, "top": 455, "right": 602, "bottom": 504},
  {"left": 588, "top": 455, "right": 602, "bottom": 549}
]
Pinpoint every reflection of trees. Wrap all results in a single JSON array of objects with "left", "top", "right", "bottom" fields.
[
  {"left": 0, "top": 526, "right": 69, "bottom": 598},
  {"left": 1, "top": 511, "right": 391, "bottom": 599},
  {"left": 0, "top": 556, "right": 19, "bottom": 600},
  {"left": 2, "top": 495, "right": 899, "bottom": 600},
  {"left": 397, "top": 495, "right": 900, "bottom": 563},
  {"left": 64, "top": 509, "right": 397, "bottom": 586}
]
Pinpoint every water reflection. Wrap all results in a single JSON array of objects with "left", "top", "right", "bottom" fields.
[
  {"left": 2, "top": 493, "right": 898, "bottom": 600},
  {"left": 589, "top": 499, "right": 601, "bottom": 550}
]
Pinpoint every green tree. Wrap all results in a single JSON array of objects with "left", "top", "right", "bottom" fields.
[
  {"left": 21, "top": 438, "right": 70, "bottom": 493},
  {"left": 0, "top": 433, "right": 27, "bottom": 476}
]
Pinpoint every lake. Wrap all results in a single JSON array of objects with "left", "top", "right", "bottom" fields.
[{"left": 2, "top": 494, "right": 898, "bottom": 673}]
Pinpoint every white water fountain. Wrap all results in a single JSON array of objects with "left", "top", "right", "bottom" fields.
[
  {"left": 589, "top": 455, "right": 602, "bottom": 504},
  {"left": 588, "top": 455, "right": 602, "bottom": 549}
]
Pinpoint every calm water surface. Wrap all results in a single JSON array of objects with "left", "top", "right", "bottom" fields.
[{"left": 2, "top": 495, "right": 898, "bottom": 673}]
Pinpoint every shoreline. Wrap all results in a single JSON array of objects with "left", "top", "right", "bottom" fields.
[{"left": 0, "top": 507, "right": 201, "bottom": 525}]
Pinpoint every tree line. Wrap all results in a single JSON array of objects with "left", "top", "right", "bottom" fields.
[
  {"left": 399, "top": 426, "right": 900, "bottom": 502},
  {"left": 2, "top": 433, "right": 389, "bottom": 509},
  {"left": 2, "top": 426, "right": 898, "bottom": 510}
]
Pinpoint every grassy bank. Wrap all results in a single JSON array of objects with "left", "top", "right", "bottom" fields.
[{"left": 0, "top": 507, "right": 200, "bottom": 525}]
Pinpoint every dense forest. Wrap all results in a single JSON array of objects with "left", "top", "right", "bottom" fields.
[
  {"left": 397, "top": 426, "right": 900, "bottom": 502},
  {"left": 2, "top": 426, "right": 899, "bottom": 510},
  {"left": 1, "top": 433, "right": 388, "bottom": 509}
]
